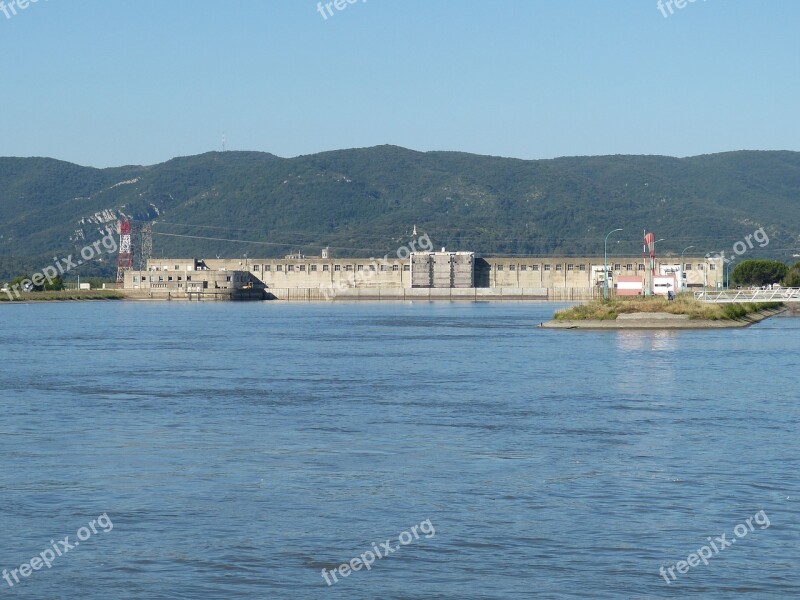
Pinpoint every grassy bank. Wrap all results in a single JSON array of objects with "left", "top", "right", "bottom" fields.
[
  {"left": 0, "top": 290, "right": 125, "bottom": 302},
  {"left": 554, "top": 296, "right": 783, "bottom": 321}
]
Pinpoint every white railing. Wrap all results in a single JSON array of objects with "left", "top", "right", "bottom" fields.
[{"left": 695, "top": 288, "right": 800, "bottom": 303}]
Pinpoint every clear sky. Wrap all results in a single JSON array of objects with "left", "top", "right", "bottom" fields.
[{"left": 1, "top": 0, "right": 798, "bottom": 168}]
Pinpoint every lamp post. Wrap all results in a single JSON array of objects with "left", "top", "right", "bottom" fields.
[
  {"left": 680, "top": 245, "right": 695, "bottom": 293},
  {"left": 604, "top": 228, "right": 623, "bottom": 300},
  {"left": 725, "top": 258, "right": 736, "bottom": 289}
]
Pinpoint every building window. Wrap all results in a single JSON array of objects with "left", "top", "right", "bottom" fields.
[
  {"left": 380, "top": 265, "right": 387, "bottom": 271},
  {"left": 626, "top": 264, "right": 633, "bottom": 271},
  {"left": 133, "top": 276, "right": 139, "bottom": 282},
  {"left": 392, "top": 265, "right": 399, "bottom": 271},
  {"left": 357, "top": 265, "right": 364, "bottom": 271},
  {"left": 346, "top": 265, "right": 353, "bottom": 271},
  {"left": 226, "top": 276, "right": 231, "bottom": 282},
  {"left": 521, "top": 265, "right": 527, "bottom": 271},
  {"left": 369, "top": 265, "right": 376, "bottom": 271},
  {"left": 579, "top": 264, "right": 586, "bottom": 271},
  {"left": 497, "top": 265, "right": 504, "bottom": 271},
  {"left": 556, "top": 264, "right": 563, "bottom": 271},
  {"left": 698, "top": 264, "right": 704, "bottom": 271},
  {"left": 710, "top": 263, "right": 716, "bottom": 271},
  {"left": 174, "top": 265, "right": 179, "bottom": 271},
  {"left": 158, "top": 276, "right": 164, "bottom": 282},
  {"left": 178, "top": 276, "right": 182, "bottom": 281},
  {"left": 299, "top": 265, "right": 306, "bottom": 272},
  {"left": 684, "top": 264, "right": 692, "bottom": 270},
  {"left": 568, "top": 264, "right": 574, "bottom": 271},
  {"left": 276, "top": 265, "right": 283, "bottom": 271},
  {"left": 288, "top": 265, "right": 294, "bottom": 272},
  {"left": 253, "top": 265, "right": 260, "bottom": 271},
  {"left": 403, "top": 265, "right": 410, "bottom": 271},
  {"left": 168, "top": 276, "right": 173, "bottom": 281},
  {"left": 614, "top": 264, "right": 621, "bottom": 271},
  {"left": 639, "top": 264, "right": 645, "bottom": 270},
  {"left": 264, "top": 265, "right": 271, "bottom": 271},
  {"left": 311, "top": 265, "right": 317, "bottom": 272},
  {"left": 532, "top": 265, "right": 540, "bottom": 271},
  {"left": 323, "top": 265, "right": 330, "bottom": 272},
  {"left": 544, "top": 265, "right": 551, "bottom": 271},
  {"left": 186, "top": 276, "right": 191, "bottom": 282},
  {"left": 509, "top": 265, "right": 516, "bottom": 271}
]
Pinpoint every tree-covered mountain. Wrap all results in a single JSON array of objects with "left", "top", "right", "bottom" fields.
[{"left": 1, "top": 146, "right": 799, "bottom": 279}]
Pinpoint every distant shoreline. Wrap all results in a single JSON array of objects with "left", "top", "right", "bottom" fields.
[{"left": 0, "top": 290, "right": 125, "bottom": 303}]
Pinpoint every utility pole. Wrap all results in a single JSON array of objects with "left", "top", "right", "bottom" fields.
[{"left": 681, "top": 246, "right": 694, "bottom": 293}]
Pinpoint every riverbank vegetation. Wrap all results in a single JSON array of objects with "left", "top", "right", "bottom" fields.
[
  {"left": 554, "top": 296, "right": 783, "bottom": 321},
  {"left": 0, "top": 290, "right": 125, "bottom": 302}
]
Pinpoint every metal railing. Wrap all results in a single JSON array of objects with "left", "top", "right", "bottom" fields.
[{"left": 695, "top": 288, "right": 800, "bottom": 303}]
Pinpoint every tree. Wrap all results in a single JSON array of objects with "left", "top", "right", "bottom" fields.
[
  {"left": 731, "top": 260, "right": 788, "bottom": 287},
  {"left": 783, "top": 261, "right": 800, "bottom": 287},
  {"left": 10, "top": 274, "right": 41, "bottom": 292},
  {"left": 43, "top": 275, "right": 64, "bottom": 291}
]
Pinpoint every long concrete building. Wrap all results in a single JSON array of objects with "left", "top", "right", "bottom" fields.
[{"left": 125, "top": 252, "right": 725, "bottom": 301}]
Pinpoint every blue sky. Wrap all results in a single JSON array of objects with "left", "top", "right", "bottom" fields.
[{"left": 1, "top": 0, "right": 798, "bottom": 167}]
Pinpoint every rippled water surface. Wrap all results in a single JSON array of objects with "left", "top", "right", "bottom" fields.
[{"left": 1, "top": 302, "right": 798, "bottom": 599}]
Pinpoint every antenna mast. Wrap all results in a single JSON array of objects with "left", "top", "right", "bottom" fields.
[{"left": 116, "top": 219, "right": 133, "bottom": 288}]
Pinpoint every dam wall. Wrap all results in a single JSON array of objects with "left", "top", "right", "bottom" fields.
[{"left": 265, "top": 287, "right": 597, "bottom": 302}]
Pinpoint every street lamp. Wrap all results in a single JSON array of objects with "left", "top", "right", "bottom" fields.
[
  {"left": 725, "top": 258, "right": 736, "bottom": 289},
  {"left": 680, "top": 245, "right": 695, "bottom": 293},
  {"left": 604, "top": 228, "right": 623, "bottom": 300}
]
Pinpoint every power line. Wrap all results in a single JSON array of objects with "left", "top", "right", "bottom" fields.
[{"left": 153, "top": 232, "right": 388, "bottom": 253}]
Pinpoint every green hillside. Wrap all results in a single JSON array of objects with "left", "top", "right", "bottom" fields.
[{"left": 1, "top": 147, "right": 799, "bottom": 279}]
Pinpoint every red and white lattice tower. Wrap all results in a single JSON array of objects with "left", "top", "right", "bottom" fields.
[{"left": 116, "top": 219, "right": 134, "bottom": 288}]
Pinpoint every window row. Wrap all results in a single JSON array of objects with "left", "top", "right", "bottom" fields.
[
  {"left": 133, "top": 275, "right": 193, "bottom": 282},
  {"left": 493, "top": 263, "right": 716, "bottom": 272},
  {"left": 495, "top": 264, "right": 590, "bottom": 272},
  {"left": 252, "top": 264, "right": 408, "bottom": 273},
  {"left": 132, "top": 275, "right": 246, "bottom": 283}
]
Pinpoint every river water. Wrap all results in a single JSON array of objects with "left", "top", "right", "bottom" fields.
[{"left": 0, "top": 302, "right": 798, "bottom": 599}]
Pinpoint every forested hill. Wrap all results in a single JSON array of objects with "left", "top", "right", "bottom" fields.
[{"left": 1, "top": 146, "right": 799, "bottom": 278}]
